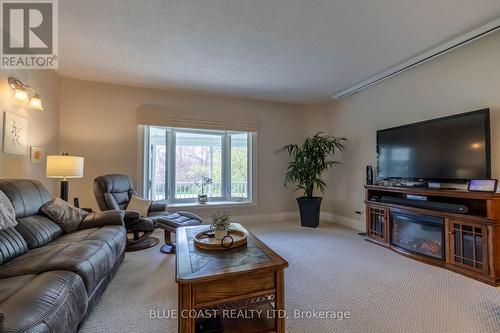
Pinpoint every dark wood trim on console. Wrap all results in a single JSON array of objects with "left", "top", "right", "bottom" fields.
[{"left": 365, "top": 185, "right": 500, "bottom": 200}]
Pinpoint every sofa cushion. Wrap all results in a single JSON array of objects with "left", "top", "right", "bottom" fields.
[
  {"left": 0, "top": 180, "right": 52, "bottom": 218},
  {"left": 0, "top": 240, "right": 114, "bottom": 294},
  {"left": 0, "top": 228, "right": 28, "bottom": 265},
  {"left": 52, "top": 226, "right": 126, "bottom": 264},
  {"left": 0, "top": 271, "right": 87, "bottom": 333},
  {"left": 0, "top": 274, "right": 37, "bottom": 302},
  {"left": 0, "top": 190, "right": 17, "bottom": 230},
  {"left": 15, "top": 215, "right": 63, "bottom": 249},
  {"left": 40, "top": 198, "right": 88, "bottom": 233}
]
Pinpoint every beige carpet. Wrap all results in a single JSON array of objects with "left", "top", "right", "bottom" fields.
[{"left": 79, "top": 221, "right": 500, "bottom": 333}]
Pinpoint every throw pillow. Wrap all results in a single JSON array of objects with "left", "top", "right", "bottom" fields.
[
  {"left": 40, "top": 198, "right": 89, "bottom": 233},
  {"left": 0, "top": 190, "right": 17, "bottom": 230},
  {"left": 127, "top": 195, "right": 152, "bottom": 217}
]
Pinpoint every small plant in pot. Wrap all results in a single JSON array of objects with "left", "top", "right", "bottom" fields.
[
  {"left": 193, "top": 176, "right": 213, "bottom": 204},
  {"left": 276, "top": 132, "right": 346, "bottom": 228},
  {"left": 210, "top": 211, "right": 231, "bottom": 240}
]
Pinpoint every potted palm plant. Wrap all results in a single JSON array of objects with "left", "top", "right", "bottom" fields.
[{"left": 276, "top": 132, "right": 346, "bottom": 228}]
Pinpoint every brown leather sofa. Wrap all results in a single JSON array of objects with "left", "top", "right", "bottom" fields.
[{"left": 0, "top": 179, "right": 126, "bottom": 333}]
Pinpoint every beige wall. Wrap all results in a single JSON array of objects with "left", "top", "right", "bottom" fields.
[
  {"left": 305, "top": 31, "right": 500, "bottom": 230},
  {"left": 3, "top": 30, "right": 497, "bottom": 226},
  {"left": 0, "top": 69, "right": 59, "bottom": 193},
  {"left": 59, "top": 78, "right": 305, "bottom": 216}
]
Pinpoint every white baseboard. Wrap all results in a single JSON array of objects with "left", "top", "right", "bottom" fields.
[
  {"left": 210, "top": 210, "right": 364, "bottom": 230},
  {"left": 233, "top": 211, "right": 298, "bottom": 224},
  {"left": 321, "top": 212, "right": 364, "bottom": 231}
]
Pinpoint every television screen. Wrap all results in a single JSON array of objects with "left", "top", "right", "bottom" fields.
[{"left": 377, "top": 109, "right": 490, "bottom": 181}]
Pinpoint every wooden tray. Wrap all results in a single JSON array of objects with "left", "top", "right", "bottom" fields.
[{"left": 193, "top": 229, "right": 247, "bottom": 250}]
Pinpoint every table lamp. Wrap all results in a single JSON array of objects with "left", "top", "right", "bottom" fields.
[{"left": 46, "top": 155, "right": 84, "bottom": 201}]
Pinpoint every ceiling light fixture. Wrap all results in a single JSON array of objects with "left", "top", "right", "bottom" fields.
[{"left": 8, "top": 77, "right": 44, "bottom": 110}]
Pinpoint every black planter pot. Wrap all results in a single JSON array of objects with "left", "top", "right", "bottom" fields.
[{"left": 297, "top": 197, "right": 322, "bottom": 228}]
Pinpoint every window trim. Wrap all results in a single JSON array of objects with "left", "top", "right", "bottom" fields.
[
  {"left": 229, "top": 131, "right": 253, "bottom": 202},
  {"left": 143, "top": 126, "right": 255, "bottom": 205}
]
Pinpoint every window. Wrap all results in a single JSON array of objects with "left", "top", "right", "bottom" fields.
[{"left": 144, "top": 126, "right": 253, "bottom": 204}]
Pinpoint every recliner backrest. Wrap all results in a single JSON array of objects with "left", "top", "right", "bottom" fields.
[
  {"left": 0, "top": 180, "right": 52, "bottom": 218},
  {"left": 0, "top": 179, "right": 62, "bottom": 251},
  {"left": 94, "top": 174, "right": 137, "bottom": 211},
  {"left": 16, "top": 215, "right": 63, "bottom": 249}
]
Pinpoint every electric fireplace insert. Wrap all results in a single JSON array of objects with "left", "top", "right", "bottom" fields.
[{"left": 390, "top": 211, "right": 444, "bottom": 260}]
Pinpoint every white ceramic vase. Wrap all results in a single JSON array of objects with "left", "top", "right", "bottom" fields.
[{"left": 214, "top": 229, "right": 228, "bottom": 240}]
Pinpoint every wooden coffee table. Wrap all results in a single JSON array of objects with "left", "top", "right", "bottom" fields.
[{"left": 176, "top": 223, "right": 288, "bottom": 333}]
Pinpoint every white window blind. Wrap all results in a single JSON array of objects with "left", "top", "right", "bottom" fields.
[{"left": 137, "top": 103, "right": 258, "bottom": 132}]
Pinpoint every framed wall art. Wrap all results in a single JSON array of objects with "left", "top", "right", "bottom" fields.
[
  {"left": 30, "top": 146, "right": 45, "bottom": 164},
  {"left": 3, "top": 112, "right": 28, "bottom": 155}
]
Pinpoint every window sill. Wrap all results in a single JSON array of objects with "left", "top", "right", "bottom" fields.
[{"left": 167, "top": 201, "right": 255, "bottom": 209}]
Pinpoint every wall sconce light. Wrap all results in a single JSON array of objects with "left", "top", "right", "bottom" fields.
[
  {"left": 28, "top": 94, "right": 43, "bottom": 110},
  {"left": 8, "top": 77, "right": 44, "bottom": 110}
]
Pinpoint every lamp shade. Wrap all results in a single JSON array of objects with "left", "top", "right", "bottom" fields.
[
  {"left": 46, "top": 156, "right": 84, "bottom": 179},
  {"left": 28, "top": 94, "right": 44, "bottom": 110},
  {"left": 14, "top": 87, "right": 29, "bottom": 102}
]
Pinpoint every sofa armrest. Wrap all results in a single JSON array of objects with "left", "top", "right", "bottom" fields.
[
  {"left": 80, "top": 210, "right": 125, "bottom": 229},
  {"left": 149, "top": 201, "right": 168, "bottom": 212}
]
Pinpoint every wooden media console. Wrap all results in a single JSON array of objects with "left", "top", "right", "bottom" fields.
[{"left": 365, "top": 185, "right": 500, "bottom": 286}]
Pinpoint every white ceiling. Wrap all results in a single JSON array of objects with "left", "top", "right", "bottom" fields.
[{"left": 58, "top": 1, "right": 500, "bottom": 104}]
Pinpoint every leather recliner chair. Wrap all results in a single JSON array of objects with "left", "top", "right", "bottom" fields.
[{"left": 94, "top": 174, "right": 202, "bottom": 253}]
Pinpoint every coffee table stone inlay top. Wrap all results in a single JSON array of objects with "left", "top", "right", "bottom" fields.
[
  {"left": 186, "top": 227, "right": 270, "bottom": 274},
  {"left": 176, "top": 223, "right": 288, "bottom": 333}
]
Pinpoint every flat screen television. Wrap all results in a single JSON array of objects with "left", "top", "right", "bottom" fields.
[{"left": 377, "top": 109, "right": 490, "bottom": 182}]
